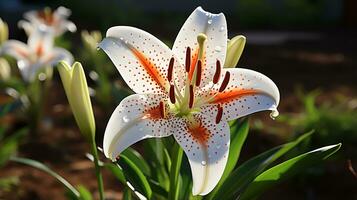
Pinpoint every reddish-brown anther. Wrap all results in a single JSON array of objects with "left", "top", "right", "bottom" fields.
[
  {"left": 218, "top": 71, "right": 230, "bottom": 92},
  {"left": 213, "top": 60, "right": 221, "bottom": 84},
  {"left": 169, "top": 84, "right": 176, "bottom": 104},
  {"left": 185, "top": 47, "right": 191, "bottom": 72},
  {"left": 195, "top": 60, "right": 202, "bottom": 87},
  {"left": 189, "top": 85, "right": 194, "bottom": 108},
  {"left": 167, "top": 57, "right": 174, "bottom": 82},
  {"left": 216, "top": 104, "right": 223, "bottom": 124}
]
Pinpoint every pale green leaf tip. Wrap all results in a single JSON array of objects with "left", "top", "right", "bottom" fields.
[{"left": 224, "top": 35, "right": 246, "bottom": 68}]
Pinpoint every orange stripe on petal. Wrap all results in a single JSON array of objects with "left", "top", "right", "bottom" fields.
[
  {"left": 212, "top": 89, "right": 258, "bottom": 104},
  {"left": 187, "top": 120, "right": 211, "bottom": 146},
  {"left": 131, "top": 47, "right": 166, "bottom": 89},
  {"left": 188, "top": 47, "right": 205, "bottom": 81}
]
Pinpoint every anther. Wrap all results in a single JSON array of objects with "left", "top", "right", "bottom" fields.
[
  {"left": 189, "top": 85, "right": 194, "bottom": 108},
  {"left": 195, "top": 60, "right": 202, "bottom": 87},
  {"left": 167, "top": 57, "right": 174, "bottom": 82},
  {"left": 218, "top": 71, "right": 230, "bottom": 92},
  {"left": 216, "top": 104, "right": 223, "bottom": 124},
  {"left": 185, "top": 47, "right": 191, "bottom": 72},
  {"left": 213, "top": 60, "right": 221, "bottom": 84},
  {"left": 159, "top": 101, "right": 165, "bottom": 118},
  {"left": 169, "top": 85, "right": 176, "bottom": 104}
]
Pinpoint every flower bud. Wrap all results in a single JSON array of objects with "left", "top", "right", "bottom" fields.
[
  {"left": 81, "top": 30, "right": 102, "bottom": 51},
  {"left": 58, "top": 61, "right": 96, "bottom": 141},
  {"left": 0, "top": 18, "right": 9, "bottom": 44},
  {"left": 224, "top": 35, "right": 246, "bottom": 68},
  {"left": 0, "top": 58, "right": 10, "bottom": 81}
]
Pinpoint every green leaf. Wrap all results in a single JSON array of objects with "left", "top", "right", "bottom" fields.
[
  {"left": 211, "top": 131, "right": 313, "bottom": 200},
  {"left": 149, "top": 179, "right": 169, "bottom": 198},
  {"left": 0, "top": 128, "right": 27, "bottom": 167},
  {"left": 210, "top": 118, "right": 249, "bottom": 198},
  {"left": 117, "top": 155, "right": 152, "bottom": 199},
  {"left": 123, "top": 187, "right": 132, "bottom": 200},
  {"left": 168, "top": 142, "right": 183, "bottom": 200},
  {"left": 122, "top": 148, "right": 151, "bottom": 176},
  {"left": 240, "top": 143, "right": 341, "bottom": 200},
  {"left": 77, "top": 185, "right": 93, "bottom": 200},
  {"left": 10, "top": 157, "right": 79, "bottom": 198},
  {"left": 104, "top": 163, "right": 126, "bottom": 184}
]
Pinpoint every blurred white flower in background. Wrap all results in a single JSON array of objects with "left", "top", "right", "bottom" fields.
[
  {"left": 0, "top": 26, "right": 73, "bottom": 81},
  {"left": 18, "top": 6, "right": 76, "bottom": 37}
]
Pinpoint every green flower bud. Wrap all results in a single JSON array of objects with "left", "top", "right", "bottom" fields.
[
  {"left": 0, "top": 58, "right": 10, "bottom": 81},
  {"left": 224, "top": 35, "right": 246, "bottom": 68},
  {"left": 58, "top": 61, "right": 96, "bottom": 141},
  {"left": 0, "top": 18, "right": 9, "bottom": 44},
  {"left": 81, "top": 30, "right": 102, "bottom": 51}
]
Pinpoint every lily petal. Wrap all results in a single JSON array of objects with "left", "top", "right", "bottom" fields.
[
  {"left": 28, "top": 26, "right": 55, "bottom": 55},
  {"left": 173, "top": 114, "right": 230, "bottom": 195},
  {"left": 0, "top": 40, "right": 30, "bottom": 60},
  {"left": 201, "top": 68, "right": 280, "bottom": 121},
  {"left": 100, "top": 26, "right": 185, "bottom": 94},
  {"left": 41, "top": 47, "right": 73, "bottom": 66},
  {"left": 103, "top": 93, "right": 175, "bottom": 160},
  {"left": 173, "top": 6, "right": 227, "bottom": 87}
]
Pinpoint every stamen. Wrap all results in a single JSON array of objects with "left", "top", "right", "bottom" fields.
[
  {"left": 195, "top": 60, "right": 202, "bottom": 87},
  {"left": 216, "top": 104, "right": 223, "bottom": 124},
  {"left": 169, "top": 84, "right": 176, "bottom": 104},
  {"left": 159, "top": 101, "right": 165, "bottom": 118},
  {"left": 167, "top": 57, "right": 174, "bottom": 82},
  {"left": 213, "top": 60, "right": 221, "bottom": 84},
  {"left": 218, "top": 71, "right": 230, "bottom": 92},
  {"left": 189, "top": 85, "right": 194, "bottom": 108},
  {"left": 185, "top": 47, "right": 191, "bottom": 72}
]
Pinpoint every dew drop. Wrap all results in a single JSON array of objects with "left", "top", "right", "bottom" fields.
[
  {"left": 207, "top": 19, "right": 213, "bottom": 25},
  {"left": 270, "top": 109, "right": 279, "bottom": 120},
  {"left": 122, "top": 115, "right": 130, "bottom": 123},
  {"left": 219, "top": 26, "right": 225, "bottom": 32},
  {"left": 216, "top": 145, "right": 221, "bottom": 149},
  {"left": 201, "top": 161, "right": 207, "bottom": 166},
  {"left": 214, "top": 46, "right": 222, "bottom": 52},
  {"left": 120, "top": 37, "right": 124, "bottom": 40},
  {"left": 96, "top": 46, "right": 100, "bottom": 51},
  {"left": 124, "top": 40, "right": 128, "bottom": 44}
]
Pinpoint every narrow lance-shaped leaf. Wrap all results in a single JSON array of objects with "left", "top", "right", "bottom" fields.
[
  {"left": 208, "top": 118, "right": 249, "bottom": 199},
  {"left": 211, "top": 131, "right": 313, "bottom": 200},
  {"left": 10, "top": 157, "right": 80, "bottom": 198},
  {"left": 239, "top": 143, "right": 341, "bottom": 200},
  {"left": 117, "top": 155, "right": 153, "bottom": 199}
]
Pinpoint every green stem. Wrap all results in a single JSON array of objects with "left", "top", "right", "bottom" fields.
[
  {"left": 90, "top": 139, "right": 105, "bottom": 200},
  {"left": 168, "top": 142, "right": 183, "bottom": 200}
]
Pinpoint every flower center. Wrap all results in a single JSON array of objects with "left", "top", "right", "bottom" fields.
[{"left": 163, "top": 33, "right": 231, "bottom": 124}]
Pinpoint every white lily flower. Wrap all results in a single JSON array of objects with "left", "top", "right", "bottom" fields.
[
  {"left": 100, "top": 7, "right": 280, "bottom": 196},
  {"left": 0, "top": 26, "right": 73, "bottom": 81},
  {"left": 18, "top": 6, "right": 77, "bottom": 36}
]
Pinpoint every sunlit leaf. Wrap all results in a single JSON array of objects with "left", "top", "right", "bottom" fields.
[
  {"left": 211, "top": 131, "right": 313, "bottom": 200},
  {"left": 10, "top": 157, "right": 79, "bottom": 198},
  {"left": 117, "top": 155, "right": 152, "bottom": 199},
  {"left": 240, "top": 143, "right": 341, "bottom": 200}
]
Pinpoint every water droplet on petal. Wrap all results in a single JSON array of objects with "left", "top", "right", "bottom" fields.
[
  {"left": 214, "top": 46, "right": 222, "bottom": 52},
  {"left": 122, "top": 115, "right": 130, "bottom": 123},
  {"left": 270, "top": 109, "right": 279, "bottom": 120},
  {"left": 124, "top": 40, "right": 128, "bottom": 44},
  {"left": 201, "top": 161, "right": 207, "bottom": 166},
  {"left": 219, "top": 26, "right": 225, "bottom": 32},
  {"left": 216, "top": 145, "right": 221, "bottom": 149},
  {"left": 120, "top": 37, "right": 124, "bottom": 40},
  {"left": 96, "top": 46, "right": 100, "bottom": 51},
  {"left": 207, "top": 19, "right": 212, "bottom": 25}
]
